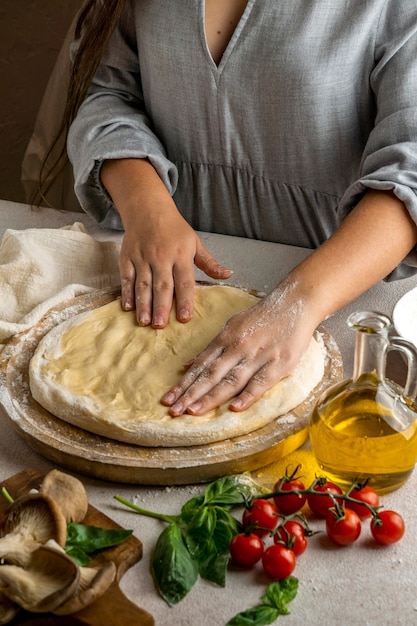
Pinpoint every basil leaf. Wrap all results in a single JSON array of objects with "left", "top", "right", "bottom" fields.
[
  {"left": 64, "top": 545, "right": 92, "bottom": 567},
  {"left": 152, "top": 523, "right": 199, "bottom": 606},
  {"left": 261, "top": 577, "right": 298, "bottom": 613},
  {"left": 203, "top": 476, "right": 251, "bottom": 507},
  {"left": 226, "top": 578, "right": 299, "bottom": 625},
  {"left": 197, "top": 540, "right": 229, "bottom": 587},
  {"left": 185, "top": 506, "right": 216, "bottom": 557},
  {"left": 66, "top": 523, "right": 133, "bottom": 553},
  {"left": 180, "top": 495, "right": 205, "bottom": 522},
  {"left": 225, "top": 604, "right": 279, "bottom": 626}
]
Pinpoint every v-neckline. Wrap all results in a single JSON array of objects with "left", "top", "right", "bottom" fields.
[{"left": 200, "top": 0, "right": 255, "bottom": 72}]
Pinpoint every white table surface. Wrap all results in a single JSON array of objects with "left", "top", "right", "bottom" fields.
[{"left": 1, "top": 200, "right": 417, "bottom": 626}]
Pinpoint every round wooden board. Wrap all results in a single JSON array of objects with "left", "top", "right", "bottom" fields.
[{"left": 0, "top": 288, "right": 343, "bottom": 485}]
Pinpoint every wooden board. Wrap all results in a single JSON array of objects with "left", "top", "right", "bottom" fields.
[
  {"left": 0, "top": 288, "right": 343, "bottom": 485},
  {"left": 0, "top": 468, "right": 154, "bottom": 626}
]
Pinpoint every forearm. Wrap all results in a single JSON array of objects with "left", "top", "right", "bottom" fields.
[
  {"left": 284, "top": 190, "right": 417, "bottom": 325},
  {"left": 100, "top": 158, "right": 179, "bottom": 229}
]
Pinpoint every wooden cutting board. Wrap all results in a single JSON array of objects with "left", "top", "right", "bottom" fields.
[
  {"left": 0, "top": 468, "right": 154, "bottom": 626},
  {"left": 0, "top": 288, "right": 343, "bottom": 485}
]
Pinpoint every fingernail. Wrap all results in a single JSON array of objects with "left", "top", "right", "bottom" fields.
[
  {"left": 124, "top": 300, "right": 134, "bottom": 311},
  {"left": 187, "top": 401, "right": 202, "bottom": 414},
  {"left": 162, "top": 391, "right": 176, "bottom": 405},
  {"left": 153, "top": 315, "right": 165, "bottom": 328},
  {"left": 170, "top": 401, "right": 184, "bottom": 416},
  {"left": 138, "top": 313, "right": 151, "bottom": 326},
  {"left": 178, "top": 308, "right": 191, "bottom": 322},
  {"left": 230, "top": 398, "right": 243, "bottom": 411}
]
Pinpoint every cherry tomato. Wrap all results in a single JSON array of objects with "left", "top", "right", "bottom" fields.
[
  {"left": 274, "top": 520, "right": 308, "bottom": 556},
  {"left": 370, "top": 510, "right": 405, "bottom": 545},
  {"left": 273, "top": 478, "right": 307, "bottom": 515},
  {"left": 262, "top": 544, "right": 296, "bottom": 580},
  {"left": 345, "top": 485, "right": 380, "bottom": 519},
  {"left": 326, "top": 508, "right": 362, "bottom": 546},
  {"left": 242, "top": 499, "right": 280, "bottom": 537},
  {"left": 229, "top": 532, "right": 264, "bottom": 567},
  {"left": 307, "top": 481, "right": 343, "bottom": 517}
]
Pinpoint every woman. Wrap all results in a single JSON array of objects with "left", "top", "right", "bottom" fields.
[{"left": 63, "top": 0, "right": 417, "bottom": 417}]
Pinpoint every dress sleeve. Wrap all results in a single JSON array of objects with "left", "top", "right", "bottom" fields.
[
  {"left": 67, "top": 4, "right": 178, "bottom": 230},
  {"left": 338, "top": 0, "right": 417, "bottom": 280}
]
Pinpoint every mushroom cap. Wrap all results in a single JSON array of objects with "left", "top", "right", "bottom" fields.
[
  {"left": 0, "top": 493, "right": 67, "bottom": 566},
  {"left": 40, "top": 470, "right": 89, "bottom": 523},
  {"left": 0, "top": 544, "right": 80, "bottom": 613},
  {"left": 53, "top": 561, "right": 116, "bottom": 615}
]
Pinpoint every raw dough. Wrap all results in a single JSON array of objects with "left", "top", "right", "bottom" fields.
[{"left": 29, "top": 284, "right": 325, "bottom": 447}]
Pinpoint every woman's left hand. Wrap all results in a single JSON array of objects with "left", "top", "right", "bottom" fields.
[{"left": 161, "top": 277, "right": 318, "bottom": 415}]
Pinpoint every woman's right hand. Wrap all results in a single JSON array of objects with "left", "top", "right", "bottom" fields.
[{"left": 101, "top": 158, "right": 233, "bottom": 327}]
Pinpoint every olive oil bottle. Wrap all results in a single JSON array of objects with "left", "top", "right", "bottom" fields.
[{"left": 310, "top": 311, "right": 417, "bottom": 493}]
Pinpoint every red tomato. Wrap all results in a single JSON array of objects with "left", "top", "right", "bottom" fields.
[
  {"left": 307, "top": 481, "right": 343, "bottom": 517},
  {"left": 326, "top": 508, "right": 362, "bottom": 546},
  {"left": 345, "top": 485, "right": 380, "bottom": 519},
  {"left": 229, "top": 532, "right": 264, "bottom": 567},
  {"left": 370, "top": 510, "right": 405, "bottom": 545},
  {"left": 274, "top": 520, "right": 308, "bottom": 556},
  {"left": 262, "top": 544, "right": 296, "bottom": 580},
  {"left": 242, "top": 499, "right": 280, "bottom": 537},
  {"left": 273, "top": 478, "right": 307, "bottom": 514}
]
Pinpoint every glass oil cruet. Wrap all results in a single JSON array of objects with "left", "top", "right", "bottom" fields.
[{"left": 310, "top": 311, "right": 417, "bottom": 493}]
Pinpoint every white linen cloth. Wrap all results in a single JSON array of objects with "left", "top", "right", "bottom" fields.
[{"left": 0, "top": 222, "right": 120, "bottom": 344}]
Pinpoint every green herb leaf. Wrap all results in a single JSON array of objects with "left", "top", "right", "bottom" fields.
[
  {"left": 225, "top": 604, "right": 279, "bottom": 626},
  {"left": 64, "top": 545, "right": 92, "bottom": 567},
  {"left": 151, "top": 523, "right": 199, "bottom": 606},
  {"left": 203, "top": 475, "right": 254, "bottom": 507},
  {"left": 261, "top": 577, "right": 298, "bottom": 613},
  {"left": 180, "top": 495, "right": 205, "bottom": 522},
  {"left": 226, "top": 578, "right": 298, "bottom": 625},
  {"left": 66, "top": 523, "right": 133, "bottom": 554}
]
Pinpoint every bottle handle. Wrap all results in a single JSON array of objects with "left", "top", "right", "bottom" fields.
[{"left": 388, "top": 336, "right": 417, "bottom": 402}]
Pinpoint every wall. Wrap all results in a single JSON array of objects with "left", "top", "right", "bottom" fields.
[{"left": 0, "top": 1, "right": 82, "bottom": 204}]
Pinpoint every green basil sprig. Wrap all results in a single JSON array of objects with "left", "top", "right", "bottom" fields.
[
  {"left": 226, "top": 577, "right": 299, "bottom": 625},
  {"left": 65, "top": 523, "right": 133, "bottom": 566},
  {"left": 115, "top": 474, "right": 262, "bottom": 606}
]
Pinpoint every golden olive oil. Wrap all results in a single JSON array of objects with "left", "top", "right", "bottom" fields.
[
  {"left": 310, "top": 380, "right": 417, "bottom": 493},
  {"left": 310, "top": 311, "right": 417, "bottom": 494}
]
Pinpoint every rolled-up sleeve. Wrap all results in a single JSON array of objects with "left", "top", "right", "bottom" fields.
[
  {"left": 338, "top": 0, "right": 417, "bottom": 279},
  {"left": 67, "top": 5, "right": 178, "bottom": 230}
]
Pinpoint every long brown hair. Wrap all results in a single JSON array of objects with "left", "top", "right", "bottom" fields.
[{"left": 35, "top": 0, "right": 127, "bottom": 206}]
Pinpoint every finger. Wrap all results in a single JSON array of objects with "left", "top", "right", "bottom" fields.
[
  {"left": 134, "top": 269, "right": 153, "bottom": 326},
  {"left": 150, "top": 272, "right": 175, "bottom": 328},
  {"left": 194, "top": 240, "right": 234, "bottom": 280},
  {"left": 171, "top": 270, "right": 194, "bottom": 323},
  {"left": 229, "top": 363, "right": 278, "bottom": 412},
  {"left": 167, "top": 355, "right": 255, "bottom": 416},
  {"left": 119, "top": 258, "right": 136, "bottom": 312}
]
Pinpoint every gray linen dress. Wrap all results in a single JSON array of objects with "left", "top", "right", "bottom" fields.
[{"left": 68, "top": 0, "right": 417, "bottom": 278}]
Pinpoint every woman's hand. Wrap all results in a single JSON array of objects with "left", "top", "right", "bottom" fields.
[
  {"left": 161, "top": 276, "right": 318, "bottom": 415},
  {"left": 119, "top": 208, "right": 232, "bottom": 328},
  {"left": 101, "top": 158, "right": 233, "bottom": 327}
]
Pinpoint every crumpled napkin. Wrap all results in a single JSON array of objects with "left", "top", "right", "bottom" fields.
[{"left": 0, "top": 222, "right": 120, "bottom": 344}]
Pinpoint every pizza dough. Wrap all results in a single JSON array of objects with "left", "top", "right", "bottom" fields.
[{"left": 29, "top": 284, "right": 325, "bottom": 447}]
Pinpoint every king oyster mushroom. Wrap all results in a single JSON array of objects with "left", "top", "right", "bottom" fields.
[
  {"left": 39, "top": 469, "right": 89, "bottom": 523},
  {"left": 0, "top": 543, "right": 80, "bottom": 614},
  {"left": 0, "top": 493, "right": 67, "bottom": 566}
]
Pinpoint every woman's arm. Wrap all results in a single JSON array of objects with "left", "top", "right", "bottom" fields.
[
  {"left": 162, "top": 189, "right": 417, "bottom": 415},
  {"left": 100, "top": 158, "right": 233, "bottom": 327}
]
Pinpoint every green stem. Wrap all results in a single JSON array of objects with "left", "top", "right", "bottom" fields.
[
  {"left": 114, "top": 494, "right": 178, "bottom": 524},
  {"left": 1, "top": 487, "right": 14, "bottom": 504},
  {"left": 261, "top": 481, "right": 381, "bottom": 519}
]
